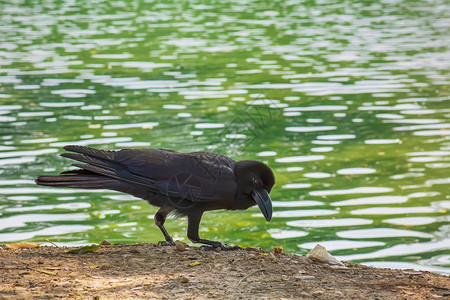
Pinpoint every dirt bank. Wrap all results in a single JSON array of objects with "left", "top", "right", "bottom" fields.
[{"left": 1, "top": 243, "right": 449, "bottom": 299}]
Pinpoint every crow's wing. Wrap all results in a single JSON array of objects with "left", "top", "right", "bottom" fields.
[{"left": 62, "top": 145, "right": 237, "bottom": 202}]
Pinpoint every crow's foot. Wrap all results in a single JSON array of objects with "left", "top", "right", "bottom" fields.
[
  {"left": 200, "top": 242, "right": 241, "bottom": 251},
  {"left": 158, "top": 240, "right": 175, "bottom": 246}
]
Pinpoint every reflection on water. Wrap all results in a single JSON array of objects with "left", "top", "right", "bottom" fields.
[{"left": 0, "top": 0, "right": 449, "bottom": 274}]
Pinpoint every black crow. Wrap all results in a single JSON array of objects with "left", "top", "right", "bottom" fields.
[{"left": 36, "top": 145, "right": 275, "bottom": 250}]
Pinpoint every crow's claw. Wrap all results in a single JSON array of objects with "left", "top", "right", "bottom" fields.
[
  {"left": 158, "top": 240, "right": 175, "bottom": 246},
  {"left": 201, "top": 242, "right": 241, "bottom": 251}
]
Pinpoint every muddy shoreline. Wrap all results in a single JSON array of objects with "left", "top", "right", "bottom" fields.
[{"left": 1, "top": 243, "right": 449, "bottom": 299}]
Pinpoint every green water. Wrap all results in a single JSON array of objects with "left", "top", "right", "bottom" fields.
[{"left": 1, "top": 0, "right": 449, "bottom": 274}]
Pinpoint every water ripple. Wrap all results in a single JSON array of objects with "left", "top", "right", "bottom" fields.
[
  {"left": 275, "top": 155, "right": 325, "bottom": 163},
  {"left": 331, "top": 196, "right": 408, "bottom": 206},
  {"left": 336, "top": 239, "right": 450, "bottom": 261},
  {"left": 310, "top": 187, "right": 393, "bottom": 196},
  {"left": 0, "top": 225, "right": 94, "bottom": 242},
  {"left": 287, "top": 218, "right": 373, "bottom": 228},
  {"left": 271, "top": 209, "right": 338, "bottom": 218},
  {"left": 299, "top": 240, "right": 385, "bottom": 251},
  {"left": 0, "top": 212, "right": 88, "bottom": 230},
  {"left": 337, "top": 228, "right": 433, "bottom": 239}
]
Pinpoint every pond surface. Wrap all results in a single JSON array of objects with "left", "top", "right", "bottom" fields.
[{"left": 0, "top": 0, "right": 449, "bottom": 274}]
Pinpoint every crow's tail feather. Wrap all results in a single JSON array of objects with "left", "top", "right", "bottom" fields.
[
  {"left": 35, "top": 169, "right": 119, "bottom": 189},
  {"left": 59, "top": 145, "right": 156, "bottom": 188}
]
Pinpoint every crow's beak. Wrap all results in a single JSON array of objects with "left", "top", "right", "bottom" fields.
[{"left": 252, "top": 188, "right": 272, "bottom": 222}]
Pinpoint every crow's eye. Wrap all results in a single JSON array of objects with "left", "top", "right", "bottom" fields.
[{"left": 251, "top": 177, "right": 258, "bottom": 185}]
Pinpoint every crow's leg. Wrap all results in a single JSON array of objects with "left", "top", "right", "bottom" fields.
[
  {"left": 155, "top": 208, "right": 174, "bottom": 246},
  {"left": 187, "top": 212, "right": 240, "bottom": 251}
]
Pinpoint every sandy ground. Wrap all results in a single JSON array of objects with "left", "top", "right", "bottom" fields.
[{"left": 1, "top": 242, "right": 449, "bottom": 299}]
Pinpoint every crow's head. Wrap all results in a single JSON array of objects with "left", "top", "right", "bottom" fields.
[{"left": 235, "top": 160, "right": 275, "bottom": 221}]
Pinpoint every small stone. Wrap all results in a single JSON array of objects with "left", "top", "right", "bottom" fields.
[
  {"left": 300, "top": 292, "right": 312, "bottom": 297},
  {"left": 329, "top": 264, "right": 349, "bottom": 270},
  {"left": 129, "top": 258, "right": 145, "bottom": 266},
  {"left": 175, "top": 241, "right": 187, "bottom": 252},
  {"left": 180, "top": 276, "right": 189, "bottom": 283},
  {"left": 295, "top": 275, "right": 315, "bottom": 280},
  {"left": 246, "top": 247, "right": 263, "bottom": 252},
  {"left": 312, "top": 290, "right": 324, "bottom": 297},
  {"left": 306, "top": 244, "right": 344, "bottom": 266},
  {"left": 100, "top": 240, "right": 111, "bottom": 246}
]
